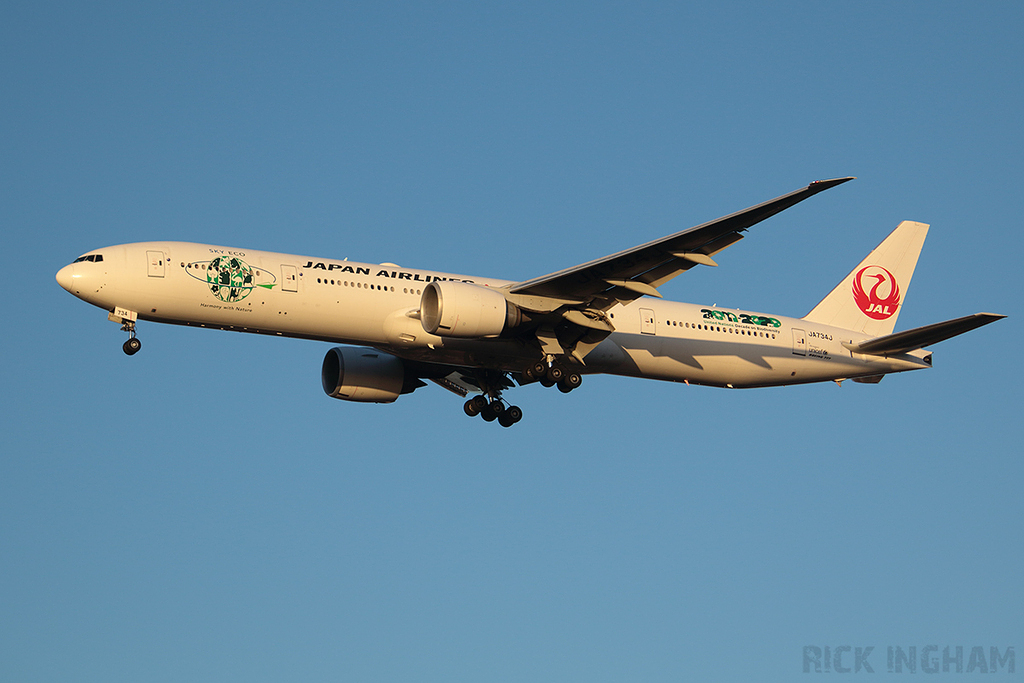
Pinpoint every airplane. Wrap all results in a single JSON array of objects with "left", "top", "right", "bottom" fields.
[{"left": 55, "top": 177, "right": 1004, "bottom": 427}]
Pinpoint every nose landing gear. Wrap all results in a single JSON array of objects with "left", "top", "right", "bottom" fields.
[{"left": 110, "top": 309, "right": 142, "bottom": 356}]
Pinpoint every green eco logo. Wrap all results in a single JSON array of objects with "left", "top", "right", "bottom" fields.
[{"left": 186, "top": 256, "right": 276, "bottom": 303}]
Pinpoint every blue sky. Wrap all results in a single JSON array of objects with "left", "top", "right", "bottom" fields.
[{"left": 3, "top": 2, "right": 1021, "bottom": 681}]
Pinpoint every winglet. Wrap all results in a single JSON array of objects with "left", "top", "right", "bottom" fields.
[{"left": 809, "top": 177, "right": 856, "bottom": 192}]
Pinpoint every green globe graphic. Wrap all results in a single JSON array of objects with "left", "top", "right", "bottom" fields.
[{"left": 207, "top": 256, "right": 255, "bottom": 302}]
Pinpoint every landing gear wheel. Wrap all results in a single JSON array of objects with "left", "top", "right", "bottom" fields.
[
  {"left": 480, "top": 405, "right": 498, "bottom": 422},
  {"left": 558, "top": 372, "right": 582, "bottom": 393},
  {"left": 525, "top": 361, "right": 548, "bottom": 381},
  {"left": 539, "top": 377, "right": 556, "bottom": 388},
  {"left": 498, "top": 405, "right": 523, "bottom": 427},
  {"left": 546, "top": 364, "right": 564, "bottom": 383},
  {"left": 464, "top": 395, "right": 488, "bottom": 417}
]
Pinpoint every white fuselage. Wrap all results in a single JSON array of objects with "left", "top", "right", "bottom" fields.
[{"left": 56, "top": 241, "right": 931, "bottom": 388}]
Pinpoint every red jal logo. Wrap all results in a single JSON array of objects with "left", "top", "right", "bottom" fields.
[{"left": 852, "top": 265, "right": 900, "bottom": 320}]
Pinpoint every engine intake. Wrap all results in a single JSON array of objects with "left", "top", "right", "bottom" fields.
[
  {"left": 321, "top": 347, "right": 419, "bottom": 403},
  {"left": 420, "top": 281, "right": 522, "bottom": 338}
]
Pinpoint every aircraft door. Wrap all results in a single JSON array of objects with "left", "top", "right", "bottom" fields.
[
  {"left": 147, "top": 250, "right": 166, "bottom": 278},
  {"left": 640, "top": 308, "right": 657, "bottom": 335},
  {"left": 281, "top": 264, "right": 298, "bottom": 292},
  {"left": 792, "top": 328, "right": 807, "bottom": 356}
]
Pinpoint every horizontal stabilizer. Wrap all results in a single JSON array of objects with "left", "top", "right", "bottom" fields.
[{"left": 842, "top": 313, "right": 1005, "bottom": 356}]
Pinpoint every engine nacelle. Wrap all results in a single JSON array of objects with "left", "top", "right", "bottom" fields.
[
  {"left": 321, "top": 347, "right": 410, "bottom": 403},
  {"left": 420, "top": 281, "right": 522, "bottom": 337}
]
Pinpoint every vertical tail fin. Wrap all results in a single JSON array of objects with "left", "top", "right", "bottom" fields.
[{"left": 803, "top": 221, "right": 929, "bottom": 336}]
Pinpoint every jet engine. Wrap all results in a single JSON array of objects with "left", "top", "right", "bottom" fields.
[
  {"left": 321, "top": 347, "right": 422, "bottom": 403},
  {"left": 420, "top": 281, "right": 523, "bottom": 338}
]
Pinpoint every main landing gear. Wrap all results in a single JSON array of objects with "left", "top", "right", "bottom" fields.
[
  {"left": 523, "top": 359, "right": 583, "bottom": 394},
  {"left": 459, "top": 359, "right": 581, "bottom": 428},
  {"left": 462, "top": 369, "right": 524, "bottom": 428},
  {"left": 463, "top": 395, "right": 524, "bottom": 428}
]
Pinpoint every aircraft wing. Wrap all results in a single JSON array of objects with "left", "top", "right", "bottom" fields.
[
  {"left": 842, "top": 312, "right": 1006, "bottom": 356},
  {"left": 508, "top": 177, "right": 854, "bottom": 307}
]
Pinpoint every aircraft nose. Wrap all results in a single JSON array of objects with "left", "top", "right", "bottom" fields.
[{"left": 56, "top": 264, "right": 76, "bottom": 292}]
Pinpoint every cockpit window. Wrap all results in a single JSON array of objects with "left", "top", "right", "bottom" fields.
[{"left": 73, "top": 254, "right": 104, "bottom": 263}]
